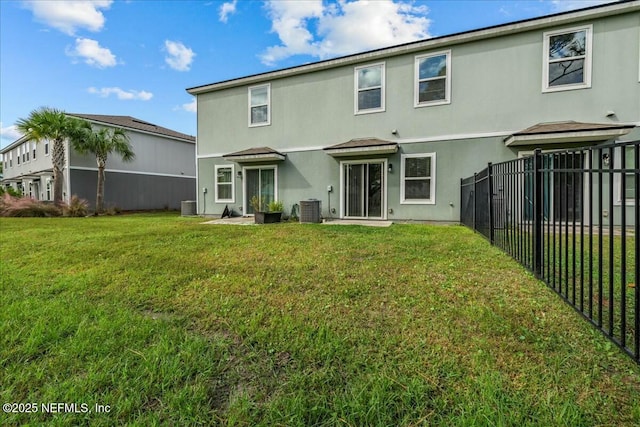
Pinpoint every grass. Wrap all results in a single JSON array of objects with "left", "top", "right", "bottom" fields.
[
  {"left": 494, "top": 223, "right": 638, "bottom": 353},
  {"left": 1, "top": 213, "right": 640, "bottom": 426}
]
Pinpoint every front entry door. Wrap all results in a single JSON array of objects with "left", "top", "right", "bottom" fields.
[{"left": 342, "top": 161, "right": 385, "bottom": 219}]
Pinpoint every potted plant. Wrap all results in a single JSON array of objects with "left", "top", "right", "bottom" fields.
[{"left": 250, "top": 196, "right": 283, "bottom": 224}]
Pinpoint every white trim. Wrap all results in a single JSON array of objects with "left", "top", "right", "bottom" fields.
[
  {"left": 400, "top": 153, "right": 436, "bottom": 205},
  {"left": 505, "top": 127, "right": 632, "bottom": 146},
  {"left": 354, "top": 62, "right": 386, "bottom": 114},
  {"left": 242, "top": 165, "right": 278, "bottom": 215},
  {"left": 195, "top": 134, "right": 201, "bottom": 214},
  {"left": 223, "top": 152, "right": 285, "bottom": 162},
  {"left": 324, "top": 144, "right": 398, "bottom": 157},
  {"left": 248, "top": 83, "right": 271, "bottom": 127},
  {"left": 69, "top": 166, "right": 196, "bottom": 179},
  {"left": 196, "top": 130, "right": 520, "bottom": 159},
  {"left": 65, "top": 139, "right": 71, "bottom": 203},
  {"left": 339, "top": 159, "right": 388, "bottom": 220},
  {"left": 214, "top": 164, "right": 235, "bottom": 203},
  {"left": 414, "top": 50, "right": 451, "bottom": 108},
  {"left": 614, "top": 145, "right": 637, "bottom": 206},
  {"left": 542, "top": 24, "right": 593, "bottom": 93}
]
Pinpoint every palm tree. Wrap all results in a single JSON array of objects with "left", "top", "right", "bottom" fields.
[
  {"left": 72, "top": 123, "right": 134, "bottom": 213},
  {"left": 16, "top": 107, "right": 87, "bottom": 204}
]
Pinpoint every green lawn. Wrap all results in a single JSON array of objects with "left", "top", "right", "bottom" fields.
[{"left": 1, "top": 213, "right": 639, "bottom": 426}]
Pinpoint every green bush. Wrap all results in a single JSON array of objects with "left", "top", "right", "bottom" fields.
[
  {"left": 0, "top": 186, "right": 22, "bottom": 197},
  {"left": 268, "top": 200, "right": 284, "bottom": 212},
  {"left": 62, "top": 195, "right": 89, "bottom": 217}
]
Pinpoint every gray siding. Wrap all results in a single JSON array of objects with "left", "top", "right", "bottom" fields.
[{"left": 70, "top": 169, "right": 195, "bottom": 211}]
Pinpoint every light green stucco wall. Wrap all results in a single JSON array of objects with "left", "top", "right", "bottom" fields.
[{"left": 195, "top": 11, "right": 640, "bottom": 221}]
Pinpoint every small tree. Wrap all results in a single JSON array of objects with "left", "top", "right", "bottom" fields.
[
  {"left": 16, "top": 107, "right": 86, "bottom": 204},
  {"left": 72, "top": 123, "right": 134, "bottom": 213}
]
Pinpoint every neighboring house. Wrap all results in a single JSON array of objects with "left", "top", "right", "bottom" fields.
[
  {"left": 1, "top": 114, "right": 196, "bottom": 210},
  {"left": 187, "top": 1, "right": 639, "bottom": 223}
]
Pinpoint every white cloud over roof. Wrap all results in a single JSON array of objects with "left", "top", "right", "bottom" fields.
[
  {"left": 22, "top": 0, "right": 113, "bottom": 35},
  {"left": 0, "top": 123, "right": 23, "bottom": 143},
  {"left": 260, "top": 0, "right": 431, "bottom": 66},
  {"left": 164, "top": 40, "right": 196, "bottom": 71},
  {"left": 219, "top": 0, "right": 238, "bottom": 23},
  {"left": 66, "top": 37, "right": 117, "bottom": 68},
  {"left": 88, "top": 87, "right": 153, "bottom": 101}
]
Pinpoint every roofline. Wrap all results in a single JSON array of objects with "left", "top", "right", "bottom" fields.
[
  {"left": 1, "top": 135, "right": 30, "bottom": 153},
  {"left": 67, "top": 114, "right": 196, "bottom": 144},
  {"left": 186, "top": 0, "right": 639, "bottom": 95}
]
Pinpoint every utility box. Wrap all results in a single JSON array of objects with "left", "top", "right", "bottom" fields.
[
  {"left": 181, "top": 200, "right": 196, "bottom": 216},
  {"left": 299, "top": 199, "right": 321, "bottom": 223}
]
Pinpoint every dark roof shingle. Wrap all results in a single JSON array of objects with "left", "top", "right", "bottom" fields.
[{"left": 68, "top": 114, "right": 195, "bottom": 142}]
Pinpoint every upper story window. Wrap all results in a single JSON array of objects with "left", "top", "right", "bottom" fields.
[
  {"left": 248, "top": 84, "right": 271, "bottom": 127},
  {"left": 400, "top": 153, "right": 436, "bottom": 204},
  {"left": 543, "top": 25, "right": 592, "bottom": 92},
  {"left": 415, "top": 50, "right": 451, "bottom": 107},
  {"left": 16, "top": 148, "right": 20, "bottom": 165},
  {"left": 355, "top": 63, "right": 385, "bottom": 114},
  {"left": 44, "top": 140, "right": 49, "bottom": 155},
  {"left": 9, "top": 151, "right": 12, "bottom": 167},
  {"left": 32, "top": 142, "right": 36, "bottom": 160},
  {"left": 25, "top": 144, "right": 29, "bottom": 162},
  {"left": 215, "top": 165, "right": 234, "bottom": 203}
]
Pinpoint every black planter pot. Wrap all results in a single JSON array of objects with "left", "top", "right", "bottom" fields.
[{"left": 254, "top": 211, "right": 282, "bottom": 224}]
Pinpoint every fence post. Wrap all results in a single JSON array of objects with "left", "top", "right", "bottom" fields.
[
  {"left": 533, "top": 148, "right": 543, "bottom": 278},
  {"left": 488, "top": 162, "right": 494, "bottom": 245},
  {"left": 473, "top": 172, "right": 477, "bottom": 232}
]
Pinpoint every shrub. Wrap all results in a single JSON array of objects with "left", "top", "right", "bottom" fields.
[
  {"left": 0, "top": 194, "right": 61, "bottom": 217},
  {"left": 268, "top": 200, "right": 284, "bottom": 212},
  {"left": 62, "top": 195, "right": 89, "bottom": 217},
  {"left": 0, "top": 186, "right": 22, "bottom": 197}
]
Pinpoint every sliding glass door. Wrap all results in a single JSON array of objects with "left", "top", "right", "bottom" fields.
[
  {"left": 342, "top": 160, "right": 385, "bottom": 219},
  {"left": 244, "top": 166, "right": 276, "bottom": 214}
]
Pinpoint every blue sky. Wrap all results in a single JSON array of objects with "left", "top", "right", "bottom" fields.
[{"left": 0, "top": 0, "right": 615, "bottom": 148}]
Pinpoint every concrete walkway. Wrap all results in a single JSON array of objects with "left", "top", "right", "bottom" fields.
[{"left": 201, "top": 217, "right": 393, "bottom": 227}]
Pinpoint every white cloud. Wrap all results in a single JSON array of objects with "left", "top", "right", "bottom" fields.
[
  {"left": 88, "top": 87, "right": 153, "bottom": 101},
  {"left": 551, "top": 0, "right": 618, "bottom": 12},
  {"left": 1, "top": 123, "right": 23, "bottom": 141},
  {"left": 66, "top": 38, "right": 117, "bottom": 68},
  {"left": 182, "top": 98, "right": 197, "bottom": 113},
  {"left": 164, "top": 40, "right": 196, "bottom": 71},
  {"left": 260, "top": 0, "right": 431, "bottom": 65},
  {"left": 22, "top": 0, "right": 113, "bottom": 35},
  {"left": 219, "top": 0, "right": 237, "bottom": 23}
]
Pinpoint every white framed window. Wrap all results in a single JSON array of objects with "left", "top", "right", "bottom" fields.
[
  {"left": 44, "top": 140, "right": 49, "bottom": 155},
  {"left": 32, "top": 142, "right": 36, "bottom": 160},
  {"left": 542, "top": 25, "right": 592, "bottom": 92},
  {"left": 617, "top": 145, "right": 638, "bottom": 206},
  {"left": 400, "top": 153, "right": 436, "bottom": 204},
  {"left": 355, "top": 62, "right": 385, "bottom": 114},
  {"left": 25, "top": 144, "right": 29, "bottom": 162},
  {"left": 16, "top": 148, "right": 20, "bottom": 165},
  {"left": 248, "top": 83, "right": 271, "bottom": 127},
  {"left": 215, "top": 164, "right": 235, "bottom": 203},
  {"left": 9, "top": 151, "right": 12, "bottom": 167},
  {"left": 415, "top": 50, "right": 451, "bottom": 107}
]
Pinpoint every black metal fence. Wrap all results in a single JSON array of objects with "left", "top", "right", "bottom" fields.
[{"left": 461, "top": 140, "right": 640, "bottom": 363}]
